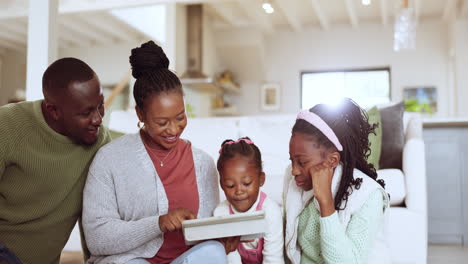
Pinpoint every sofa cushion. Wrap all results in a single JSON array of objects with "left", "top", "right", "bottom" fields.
[
  {"left": 367, "top": 106, "right": 382, "bottom": 170},
  {"left": 262, "top": 173, "right": 285, "bottom": 206},
  {"left": 237, "top": 115, "right": 295, "bottom": 206},
  {"left": 238, "top": 115, "right": 295, "bottom": 185},
  {"left": 379, "top": 101, "right": 405, "bottom": 169},
  {"left": 109, "top": 110, "right": 139, "bottom": 134},
  {"left": 183, "top": 117, "right": 240, "bottom": 161},
  {"left": 377, "top": 169, "right": 406, "bottom": 206}
]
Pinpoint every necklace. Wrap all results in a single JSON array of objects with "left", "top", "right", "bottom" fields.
[
  {"left": 142, "top": 132, "right": 175, "bottom": 167},
  {"left": 145, "top": 143, "right": 175, "bottom": 167}
]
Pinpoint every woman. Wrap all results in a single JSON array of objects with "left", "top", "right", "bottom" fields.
[{"left": 82, "top": 41, "right": 237, "bottom": 264}]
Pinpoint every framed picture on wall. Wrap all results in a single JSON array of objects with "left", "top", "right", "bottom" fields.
[
  {"left": 403, "top": 86, "right": 437, "bottom": 114},
  {"left": 260, "top": 83, "right": 280, "bottom": 111}
]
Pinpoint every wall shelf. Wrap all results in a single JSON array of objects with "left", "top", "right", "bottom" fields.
[
  {"left": 218, "top": 81, "right": 240, "bottom": 94},
  {"left": 180, "top": 78, "right": 221, "bottom": 93},
  {"left": 211, "top": 105, "right": 238, "bottom": 116}
]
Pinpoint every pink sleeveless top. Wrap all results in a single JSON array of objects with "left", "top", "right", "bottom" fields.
[{"left": 229, "top": 191, "right": 267, "bottom": 264}]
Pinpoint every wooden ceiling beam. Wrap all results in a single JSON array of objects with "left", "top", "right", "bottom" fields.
[
  {"left": 60, "top": 15, "right": 113, "bottom": 45},
  {"left": 443, "top": 0, "right": 458, "bottom": 21},
  {"left": 58, "top": 24, "right": 91, "bottom": 47},
  {"left": 0, "top": 0, "right": 233, "bottom": 20},
  {"left": 0, "top": 29, "right": 26, "bottom": 45},
  {"left": 414, "top": 0, "right": 422, "bottom": 24},
  {"left": 209, "top": 3, "right": 244, "bottom": 27},
  {"left": 379, "top": 0, "right": 388, "bottom": 26},
  {"left": 310, "top": 0, "right": 330, "bottom": 30},
  {"left": 0, "top": 38, "right": 25, "bottom": 52},
  {"left": 74, "top": 14, "right": 123, "bottom": 42},
  {"left": 275, "top": 0, "right": 302, "bottom": 32},
  {"left": 344, "top": 0, "right": 359, "bottom": 28},
  {"left": 236, "top": 0, "right": 274, "bottom": 34}
]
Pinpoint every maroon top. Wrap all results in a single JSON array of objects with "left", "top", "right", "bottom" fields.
[{"left": 145, "top": 140, "right": 199, "bottom": 264}]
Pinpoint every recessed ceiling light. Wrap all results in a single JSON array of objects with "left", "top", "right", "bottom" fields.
[
  {"left": 362, "top": 0, "right": 371, "bottom": 6},
  {"left": 262, "top": 3, "right": 272, "bottom": 10},
  {"left": 262, "top": 1, "right": 274, "bottom": 14}
]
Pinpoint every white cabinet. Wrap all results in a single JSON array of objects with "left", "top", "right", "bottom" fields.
[{"left": 423, "top": 125, "right": 468, "bottom": 245}]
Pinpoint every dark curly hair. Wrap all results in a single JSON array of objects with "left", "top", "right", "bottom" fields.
[
  {"left": 130, "top": 40, "right": 182, "bottom": 111},
  {"left": 217, "top": 137, "right": 263, "bottom": 176},
  {"left": 292, "top": 98, "right": 385, "bottom": 210}
]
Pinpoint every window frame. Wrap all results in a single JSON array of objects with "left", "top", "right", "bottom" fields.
[{"left": 300, "top": 67, "right": 392, "bottom": 109}]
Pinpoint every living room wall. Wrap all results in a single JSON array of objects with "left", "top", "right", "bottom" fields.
[
  {"left": 453, "top": 19, "right": 468, "bottom": 116},
  {"left": 0, "top": 51, "right": 26, "bottom": 106},
  {"left": 216, "top": 19, "right": 452, "bottom": 117}
]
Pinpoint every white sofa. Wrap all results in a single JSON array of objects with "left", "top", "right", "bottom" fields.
[{"left": 64, "top": 110, "right": 427, "bottom": 264}]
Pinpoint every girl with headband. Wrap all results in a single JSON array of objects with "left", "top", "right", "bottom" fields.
[
  {"left": 284, "top": 98, "right": 390, "bottom": 264},
  {"left": 214, "top": 137, "right": 284, "bottom": 264}
]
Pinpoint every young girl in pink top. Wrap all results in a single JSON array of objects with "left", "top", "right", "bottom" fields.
[{"left": 214, "top": 137, "right": 284, "bottom": 264}]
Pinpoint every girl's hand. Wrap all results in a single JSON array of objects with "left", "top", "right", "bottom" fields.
[
  {"left": 159, "top": 208, "right": 196, "bottom": 233},
  {"left": 309, "top": 163, "right": 335, "bottom": 217},
  {"left": 218, "top": 236, "right": 241, "bottom": 254}
]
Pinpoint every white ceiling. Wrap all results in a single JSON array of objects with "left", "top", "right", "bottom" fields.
[
  {"left": 0, "top": 0, "right": 467, "bottom": 53},
  {"left": 207, "top": 0, "right": 468, "bottom": 30},
  {"left": 0, "top": 11, "right": 150, "bottom": 53}
]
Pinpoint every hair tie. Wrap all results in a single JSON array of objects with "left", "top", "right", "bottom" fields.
[
  {"left": 296, "top": 110, "right": 343, "bottom": 151},
  {"left": 219, "top": 138, "right": 254, "bottom": 154}
]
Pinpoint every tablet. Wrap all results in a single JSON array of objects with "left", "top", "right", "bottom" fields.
[{"left": 182, "top": 210, "right": 267, "bottom": 245}]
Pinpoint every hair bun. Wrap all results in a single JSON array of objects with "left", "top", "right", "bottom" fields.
[{"left": 129, "top": 40, "right": 169, "bottom": 79}]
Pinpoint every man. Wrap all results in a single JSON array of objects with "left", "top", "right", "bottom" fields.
[{"left": 0, "top": 58, "right": 112, "bottom": 264}]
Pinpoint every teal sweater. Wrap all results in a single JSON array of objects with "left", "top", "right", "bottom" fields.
[
  {"left": 297, "top": 190, "right": 384, "bottom": 264},
  {"left": 0, "top": 101, "right": 110, "bottom": 264}
]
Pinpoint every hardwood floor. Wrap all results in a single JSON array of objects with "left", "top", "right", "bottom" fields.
[
  {"left": 60, "top": 251, "right": 83, "bottom": 264},
  {"left": 60, "top": 245, "right": 468, "bottom": 264},
  {"left": 428, "top": 244, "right": 468, "bottom": 264}
]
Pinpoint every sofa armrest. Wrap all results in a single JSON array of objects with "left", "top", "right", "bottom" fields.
[
  {"left": 402, "top": 138, "right": 427, "bottom": 218},
  {"left": 405, "top": 114, "right": 423, "bottom": 142}
]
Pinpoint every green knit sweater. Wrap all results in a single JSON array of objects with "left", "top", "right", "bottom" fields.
[
  {"left": 297, "top": 190, "right": 384, "bottom": 264},
  {"left": 0, "top": 100, "right": 110, "bottom": 264}
]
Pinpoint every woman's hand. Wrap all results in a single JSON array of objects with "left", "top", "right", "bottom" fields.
[
  {"left": 309, "top": 163, "right": 335, "bottom": 217},
  {"left": 159, "top": 208, "right": 196, "bottom": 233},
  {"left": 218, "top": 236, "right": 241, "bottom": 254}
]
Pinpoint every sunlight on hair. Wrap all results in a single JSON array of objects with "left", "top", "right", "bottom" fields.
[
  {"left": 323, "top": 96, "right": 344, "bottom": 107},
  {"left": 302, "top": 72, "right": 344, "bottom": 108}
]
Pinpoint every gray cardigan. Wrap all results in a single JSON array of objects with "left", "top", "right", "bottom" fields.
[{"left": 82, "top": 133, "right": 220, "bottom": 264}]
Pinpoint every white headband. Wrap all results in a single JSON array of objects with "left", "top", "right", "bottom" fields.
[{"left": 296, "top": 110, "right": 343, "bottom": 151}]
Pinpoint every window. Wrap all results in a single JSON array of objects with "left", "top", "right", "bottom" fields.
[{"left": 301, "top": 68, "right": 391, "bottom": 109}]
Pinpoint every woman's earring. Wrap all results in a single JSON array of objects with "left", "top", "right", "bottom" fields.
[{"left": 137, "top": 121, "right": 144, "bottom": 129}]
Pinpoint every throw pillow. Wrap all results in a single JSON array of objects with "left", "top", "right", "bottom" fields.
[
  {"left": 366, "top": 106, "right": 382, "bottom": 170},
  {"left": 378, "top": 101, "right": 405, "bottom": 170}
]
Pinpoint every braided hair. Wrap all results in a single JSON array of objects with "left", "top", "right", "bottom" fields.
[
  {"left": 130, "top": 40, "right": 182, "bottom": 110},
  {"left": 217, "top": 137, "right": 263, "bottom": 176},
  {"left": 292, "top": 98, "right": 385, "bottom": 210}
]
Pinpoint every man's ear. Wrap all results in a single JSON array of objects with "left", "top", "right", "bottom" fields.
[
  {"left": 326, "top": 151, "right": 341, "bottom": 168},
  {"left": 44, "top": 102, "right": 60, "bottom": 121},
  {"left": 259, "top": 172, "right": 266, "bottom": 187}
]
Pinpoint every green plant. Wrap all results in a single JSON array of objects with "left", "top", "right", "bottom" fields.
[{"left": 185, "top": 103, "right": 196, "bottom": 118}]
